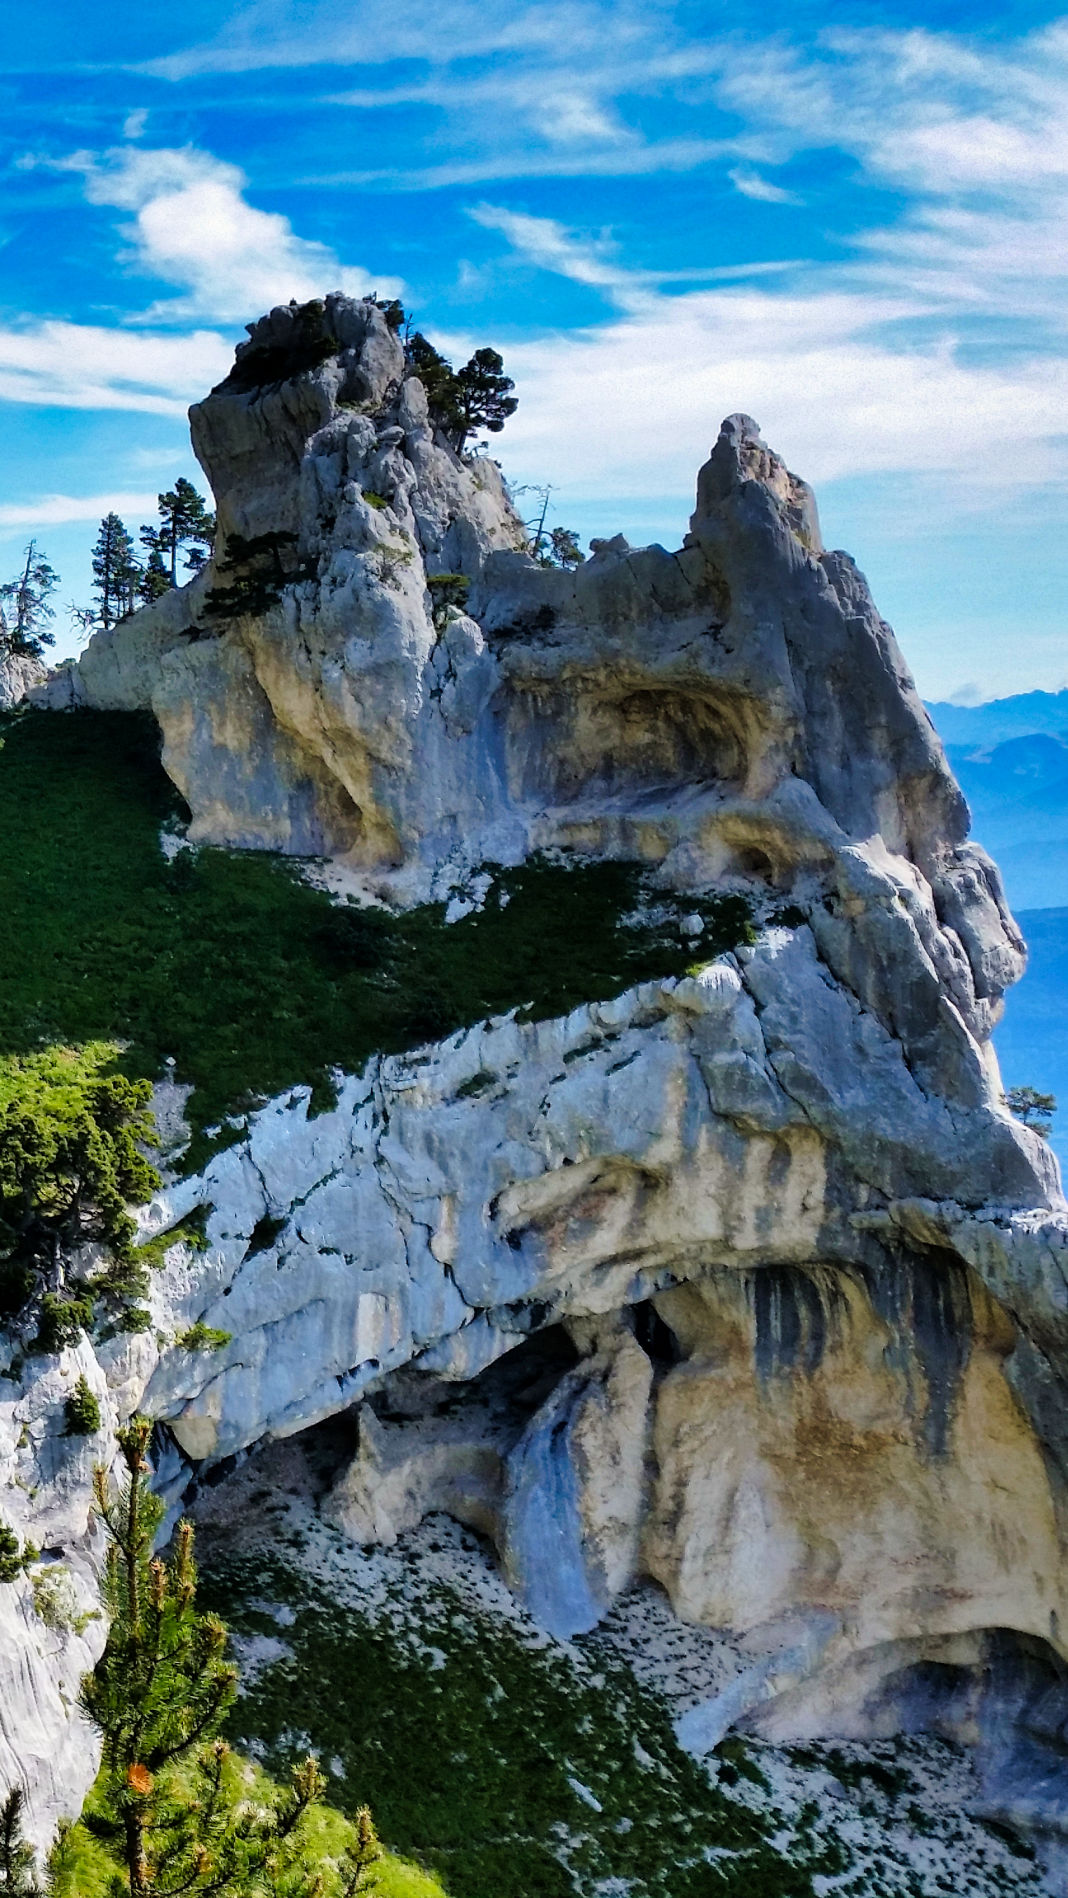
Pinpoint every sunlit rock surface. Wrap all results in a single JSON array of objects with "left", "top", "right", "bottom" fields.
[{"left": 14, "top": 297, "right": 1068, "bottom": 1877}]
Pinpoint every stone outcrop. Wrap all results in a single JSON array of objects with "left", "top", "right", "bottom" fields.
[
  {"left": 0, "top": 649, "right": 45, "bottom": 710},
  {"left": 13, "top": 296, "right": 1068, "bottom": 1872}
]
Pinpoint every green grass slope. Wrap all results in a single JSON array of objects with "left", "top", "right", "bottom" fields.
[{"left": 0, "top": 709, "right": 751, "bottom": 1169}]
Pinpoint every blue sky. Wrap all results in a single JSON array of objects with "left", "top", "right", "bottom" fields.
[{"left": 2, "top": 0, "right": 1067, "bottom": 700}]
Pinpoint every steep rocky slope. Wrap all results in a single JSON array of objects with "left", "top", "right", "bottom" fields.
[{"left": 8, "top": 294, "right": 1068, "bottom": 1883}]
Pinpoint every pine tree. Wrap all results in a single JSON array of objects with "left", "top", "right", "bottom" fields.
[
  {"left": 403, "top": 335, "right": 518, "bottom": 455},
  {"left": 139, "top": 481, "right": 215, "bottom": 589},
  {"left": 138, "top": 552, "right": 171, "bottom": 607},
  {"left": 0, "top": 1789, "right": 41, "bottom": 1898},
  {"left": 63, "top": 1374, "right": 101, "bottom": 1437},
  {"left": 450, "top": 348, "right": 517, "bottom": 454},
  {"left": 0, "top": 1073, "right": 159, "bottom": 1326},
  {"left": 0, "top": 544, "right": 58, "bottom": 661},
  {"left": 82, "top": 1418, "right": 325, "bottom": 1897},
  {"left": 338, "top": 1809, "right": 381, "bottom": 1896},
  {"left": 545, "top": 527, "right": 583, "bottom": 570},
  {"left": 404, "top": 333, "right": 462, "bottom": 440},
  {"left": 91, "top": 517, "right": 140, "bottom": 631}
]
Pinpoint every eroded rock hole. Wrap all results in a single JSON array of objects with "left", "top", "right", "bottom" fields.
[{"left": 629, "top": 1298, "right": 682, "bottom": 1369}]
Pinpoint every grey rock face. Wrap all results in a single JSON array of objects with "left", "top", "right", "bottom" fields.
[
  {"left": 15, "top": 299, "right": 1068, "bottom": 1871},
  {"left": 0, "top": 649, "right": 45, "bottom": 709}
]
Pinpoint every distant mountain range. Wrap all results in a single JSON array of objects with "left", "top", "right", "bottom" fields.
[
  {"left": 926, "top": 691, "right": 1068, "bottom": 914},
  {"left": 925, "top": 691, "right": 1068, "bottom": 1175}
]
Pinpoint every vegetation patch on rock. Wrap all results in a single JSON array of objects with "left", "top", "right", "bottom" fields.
[{"left": 0, "top": 709, "right": 752, "bottom": 1194}]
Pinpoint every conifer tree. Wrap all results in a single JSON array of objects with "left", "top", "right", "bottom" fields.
[
  {"left": 0, "top": 1790, "right": 40, "bottom": 1898},
  {"left": 138, "top": 552, "right": 171, "bottom": 606},
  {"left": 450, "top": 348, "right": 517, "bottom": 453},
  {"left": 139, "top": 481, "right": 215, "bottom": 589},
  {"left": 82, "top": 1418, "right": 325, "bottom": 1898},
  {"left": 338, "top": 1809, "right": 381, "bottom": 1896},
  {"left": 403, "top": 334, "right": 517, "bottom": 454},
  {"left": 0, "top": 544, "right": 58, "bottom": 661},
  {"left": 91, "top": 516, "right": 141, "bottom": 630},
  {"left": 0, "top": 1073, "right": 159, "bottom": 1325}
]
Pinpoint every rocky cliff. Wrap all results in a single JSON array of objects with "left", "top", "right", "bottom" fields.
[{"left": 11, "top": 295, "right": 1068, "bottom": 1879}]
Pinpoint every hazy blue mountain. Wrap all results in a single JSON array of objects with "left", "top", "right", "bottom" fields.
[
  {"left": 926, "top": 695, "right": 1068, "bottom": 913},
  {"left": 995, "top": 907, "right": 1068, "bottom": 1178},
  {"left": 920, "top": 696, "right": 1068, "bottom": 1172},
  {"left": 927, "top": 689, "right": 1068, "bottom": 748}
]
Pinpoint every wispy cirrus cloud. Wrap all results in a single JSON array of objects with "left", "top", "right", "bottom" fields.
[
  {"left": 728, "top": 169, "right": 802, "bottom": 206},
  {"left": 0, "top": 319, "right": 232, "bottom": 415},
  {"left": 138, "top": 0, "right": 668, "bottom": 81},
  {"left": 0, "top": 491, "right": 158, "bottom": 529},
  {"left": 465, "top": 206, "right": 1068, "bottom": 506}
]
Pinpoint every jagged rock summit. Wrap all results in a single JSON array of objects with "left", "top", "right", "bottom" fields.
[{"left": 12, "top": 295, "right": 1068, "bottom": 1878}]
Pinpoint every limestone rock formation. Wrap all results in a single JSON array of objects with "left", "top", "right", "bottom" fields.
[
  {"left": 13, "top": 296, "right": 1068, "bottom": 1872},
  {"left": 0, "top": 648, "right": 45, "bottom": 709}
]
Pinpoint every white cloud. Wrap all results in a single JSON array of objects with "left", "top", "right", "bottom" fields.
[
  {"left": 708, "top": 24, "right": 1068, "bottom": 332},
  {"left": 728, "top": 169, "right": 801, "bottom": 206},
  {"left": 141, "top": 0, "right": 668, "bottom": 81},
  {"left": 0, "top": 320, "right": 233, "bottom": 415},
  {"left": 49, "top": 145, "right": 401, "bottom": 324},
  {"left": 468, "top": 212, "right": 1068, "bottom": 510},
  {"left": 0, "top": 491, "right": 158, "bottom": 530},
  {"left": 467, "top": 205, "right": 803, "bottom": 292},
  {"left": 0, "top": 138, "right": 403, "bottom": 414},
  {"left": 467, "top": 206, "right": 632, "bottom": 290}
]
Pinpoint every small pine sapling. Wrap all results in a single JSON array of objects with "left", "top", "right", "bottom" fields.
[
  {"left": 339, "top": 1807, "right": 382, "bottom": 1895},
  {"left": 0, "top": 1524, "right": 23, "bottom": 1585},
  {"left": 82, "top": 1417, "right": 326, "bottom": 1896},
  {"left": 63, "top": 1374, "right": 101, "bottom": 1437}
]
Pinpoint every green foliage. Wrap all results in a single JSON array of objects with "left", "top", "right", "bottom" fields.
[
  {"left": 403, "top": 335, "right": 459, "bottom": 436},
  {"left": 80, "top": 1418, "right": 387, "bottom": 1898},
  {"left": 138, "top": 553, "right": 170, "bottom": 607},
  {"left": 539, "top": 526, "right": 583, "bottom": 570},
  {"left": 450, "top": 347, "right": 517, "bottom": 453},
  {"left": 361, "top": 491, "right": 389, "bottom": 511},
  {"left": 424, "top": 573, "right": 469, "bottom": 627},
  {"left": 0, "top": 1787, "right": 41, "bottom": 1898},
  {"left": 203, "top": 1547, "right": 816, "bottom": 1898},
  {"left": 137, "top": 1208, "right": 210, "bottom": 1272},
  {"left": 119, "top": 1307, "right": 152, "bottom": 1335},
  {"left": 222, "top": 303, "right": 340, "bottom": 395},
  {"left": 35, "top": 1294, "right": 95, "bottom": 1355},
  {"left": 0, "top": 1041, "right": 159, "bottom": 1337},
  {"left": 177, "top": 1323, "right": 231, "bottom": 1353},
  {"left": 31, "top": 1565, "right": 92, "bottom": 1635},
  {"left": 403, "top": 333, "right": 517, "bottom": 453},
  {"left": 91, "top": 516, "right": 141, "bottom": 631},
  {"left": 370, "top": 297, "right": 406, "bottom": 334},
  {"left": 50, "top": 1766, "right": 441, "bottom": 1898},
  {"left": 0, "top": 1521, "right": 26, "bottom": 1585},
  {"left": 1004, "top": 1083, "right": 1056, "bottom": 1138},
  {"left": 0, "top": 711, "right": 754, "bottom": 1181},
  {"left": 139, "top": 480, "right": 215, "bottom": 589},
  {"left": 0, "top": 543, "right": 58, "bottom": 662},
  {"left": 204, "top": 532, "right": 314, "bottom": 623},
  {"left": 64, "top": 1373, "right": 102, "bottom": 1436}
]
